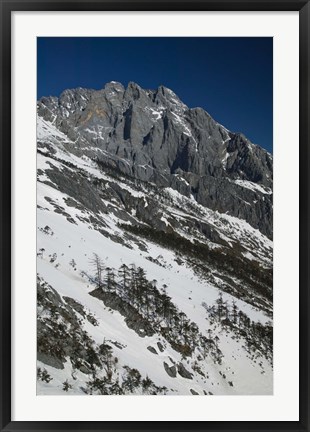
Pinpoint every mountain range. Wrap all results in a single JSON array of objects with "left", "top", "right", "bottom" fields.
[{"left": 36, "top": 81, "right": 273, "bottom": 396}]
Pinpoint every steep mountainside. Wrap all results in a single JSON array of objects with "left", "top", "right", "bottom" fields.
[
  {"left": 38, "top": 81, "right": 273, "bottom": 238},
  {"left": 37, "top": 82, "right": 273, "bottom": 396}
]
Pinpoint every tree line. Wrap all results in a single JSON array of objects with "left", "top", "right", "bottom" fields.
[
  {"left": 203, "top": 292, "right": 273, "bottom": 362},
  {"left": 88, "top": 253, "right": 223, "bottom": 363}
]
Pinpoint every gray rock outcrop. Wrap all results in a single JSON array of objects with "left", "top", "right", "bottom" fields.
[{"left": 163, "top": 362, "right": 177, "bottom": 378}]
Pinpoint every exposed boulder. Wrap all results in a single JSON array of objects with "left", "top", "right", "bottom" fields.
[
  {"left": 163, "top": 362, "right": 177, "bottom": 378},
  {"left": 177, "top": 362, "right": 193, "bottom": 380},
  {"left": 147, "top": 346, "right": 158, "bottom": 355}
]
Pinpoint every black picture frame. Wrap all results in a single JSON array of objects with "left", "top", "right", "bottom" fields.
[{"left": 1, "top": 1, "right": 309, "bottom": 431}]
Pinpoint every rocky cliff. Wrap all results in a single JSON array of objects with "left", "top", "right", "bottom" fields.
[{"left": 37, "top": 81, "right": 273, "bottom": 238}]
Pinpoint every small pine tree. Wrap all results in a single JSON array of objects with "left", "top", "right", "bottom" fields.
[
  {"left": 105, "top": 267, "right": 116, "bottom": 292},
  {"left": 89, "top": 253, "right": 104, "bottom": 290},
  {"left": 232, "top": 300, "right": 238, "bottom": 325},
  {"left": 216, "top": 292, "right": 224, "bottom": 320},
  {"left": 37, "top": 367, "right": 53, "bottom": 383},
  {"left": 62, "top": 379, "right": 72, "bottom": 392},
  {"left": 118, "top": 263, "right": 130, "bottom": 296}
]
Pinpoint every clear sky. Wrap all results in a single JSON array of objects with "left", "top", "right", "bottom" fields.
[{"left": 37, "top": 37, "right": 273, "bottom": 153}]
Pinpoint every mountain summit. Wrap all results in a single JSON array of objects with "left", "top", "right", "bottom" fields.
[{"left": 37, "top": 81, "right": 273, "bottom": 238}]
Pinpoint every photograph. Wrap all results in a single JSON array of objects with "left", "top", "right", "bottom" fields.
[{"left": 36, "top": 36, "right": 273, "bottom": 396}]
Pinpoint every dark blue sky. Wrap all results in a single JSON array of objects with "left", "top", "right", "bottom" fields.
[{"left": 37, "top": 37, "right": 273, "bottom": 152}]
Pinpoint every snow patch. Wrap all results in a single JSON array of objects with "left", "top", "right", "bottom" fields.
[{"left": 235, "top": 180, "right": 272, "bottom": 195}]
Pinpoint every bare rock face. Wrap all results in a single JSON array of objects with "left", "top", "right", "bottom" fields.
[
  {"left": 177, "top": 362, "right": 193, "bottom": 379},
  {"left": 37, "top": 81, "right": 273, "bottom": 238},
  {"left": 163, "top": 362, "right": 177, "bottom": 378}
]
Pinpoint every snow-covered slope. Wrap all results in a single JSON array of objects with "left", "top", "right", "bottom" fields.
[{"left": 37, "top": 99, "right": 273, "bottom": 396}]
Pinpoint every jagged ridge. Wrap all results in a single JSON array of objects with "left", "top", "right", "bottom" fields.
[{"left": 37, "top": 81, "right": 273, "bottom": 238}]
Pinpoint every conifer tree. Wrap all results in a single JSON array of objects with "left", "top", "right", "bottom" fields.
[
  {"left": 216, "top": 292, "right": 224, "bottom": 320},
  {"left": 135, "top": 267, "right": 147, "bottom": 311},
  {"left": 118, "top": 263, "right": 130, "bottom": 297},
  {"left": 232, "top": 300, "right": 238, "bottom": 325},
  {"left": 90, "top": 253, "right": 104, "bottom": 290},
  {"left": 105, "top": 267, "right": 116, "bottom": 292},
  {"left": 129, "top": 264, "right": 137, "bottom": 295}
]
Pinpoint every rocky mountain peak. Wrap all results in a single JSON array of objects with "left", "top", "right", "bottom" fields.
[
  {"left": 124, "top": 81, "right": 146, "bottom": 100},
  {"left": 104, "top": 81, "right": 125, "bottom": 92},
  {"left": 37, "top": 81, "right": 273, "bottom": 238},
  {"left": 154, "top": 85, "right": 188, "bottom": 112}
]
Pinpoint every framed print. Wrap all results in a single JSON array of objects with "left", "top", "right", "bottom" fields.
[{"left": 1, "top": 0, "right": 309, "bottom": 431}]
